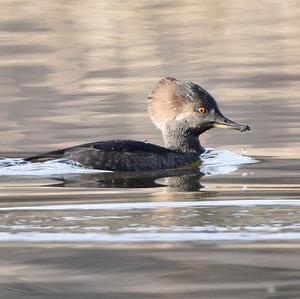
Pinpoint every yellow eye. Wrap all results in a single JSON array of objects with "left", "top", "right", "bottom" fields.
[{"left": 198, "top": 106, "right": 206, "bottom": 114}]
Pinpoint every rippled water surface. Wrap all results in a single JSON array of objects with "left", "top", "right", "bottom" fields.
[{"left": 0, "top": 0, "right": 300, "bottom": 298}]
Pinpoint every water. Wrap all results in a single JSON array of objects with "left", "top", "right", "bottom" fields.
[{"left": 0, "top": 0, "right": 300, "bottom": 298}]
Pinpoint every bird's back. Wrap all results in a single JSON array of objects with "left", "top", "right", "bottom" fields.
[{"left": 25, "top": 140, "right": 199, "bottom": 171}]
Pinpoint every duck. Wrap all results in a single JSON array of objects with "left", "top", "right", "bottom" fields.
[{"left": 25, "top": 77, "right": 250, "bottom": 171}]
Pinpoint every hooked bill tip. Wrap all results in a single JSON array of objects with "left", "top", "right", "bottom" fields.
[{"left": 241, "top": 125, "right": 250, "bottom": 132}]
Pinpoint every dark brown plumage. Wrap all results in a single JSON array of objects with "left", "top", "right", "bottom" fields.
[{"left": 25, "top": 77, "right": 250, "bottom": 171}]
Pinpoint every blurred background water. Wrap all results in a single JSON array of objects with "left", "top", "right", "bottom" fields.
[{"left": 0, "top": 0, "right": 300, "bottom": 298}]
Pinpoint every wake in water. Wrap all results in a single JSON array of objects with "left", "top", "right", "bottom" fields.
[
  {"left": 0, "top": 149, "right": 257, "bottom": 177},
  {"left": 200, "top": 148, "right": 257, "bottom": 175}
]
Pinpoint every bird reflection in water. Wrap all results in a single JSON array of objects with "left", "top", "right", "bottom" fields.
[{"left": 49, "top": 164, "right": 205, "bottom": 192}]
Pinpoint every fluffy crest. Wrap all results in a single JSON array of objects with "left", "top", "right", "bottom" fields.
[{"left": 148, "top": 77, "right": 196, "bottom": 130}]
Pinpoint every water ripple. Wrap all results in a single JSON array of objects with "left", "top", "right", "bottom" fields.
[{"left": 0, "top": 199, "right": 299, "bottom": 211}]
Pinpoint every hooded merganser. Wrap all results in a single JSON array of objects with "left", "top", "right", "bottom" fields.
[{"left": 25, "top": 77, "right": 250, "bottom": 171}]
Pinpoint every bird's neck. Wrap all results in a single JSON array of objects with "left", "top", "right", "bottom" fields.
[{"left": 162, "top": 121, "right": 204, "bottom": 154}]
